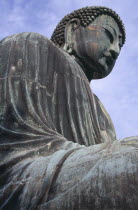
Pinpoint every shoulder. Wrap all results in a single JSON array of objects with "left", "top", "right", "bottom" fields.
[
  {"left": 0, "top": 32, "right": 54, "bottom": 50},
  {"left": 0, "top": 32, "right": 74, "bottom": 62},
  {"left": 0, "top": 32, "right": 68, "bottom": 63},
  {"left": 0, "top": 32, "right": 68, "bottom": 56}
]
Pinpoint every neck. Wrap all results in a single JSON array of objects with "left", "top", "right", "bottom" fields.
[
  {"left": 60, "top": 46, "right": 102, "bottom": 81},
  {"left": 71, "top": 54, "right": 95, "bottom": 82},
  {"left": 71, "top": 52, "right": 105, "bottom": 80}
]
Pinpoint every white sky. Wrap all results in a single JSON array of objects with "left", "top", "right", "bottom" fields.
[{"left": 0, "top": 0, "right": 137, "bottom": 139}]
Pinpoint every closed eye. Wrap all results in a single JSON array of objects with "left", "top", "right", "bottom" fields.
[{"left": 103, "top": 28, "right": 114, "bottom": 43}]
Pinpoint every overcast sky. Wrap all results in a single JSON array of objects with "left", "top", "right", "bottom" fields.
[{"left": 0, "top": 0, "right": 137, "bottom": 139}]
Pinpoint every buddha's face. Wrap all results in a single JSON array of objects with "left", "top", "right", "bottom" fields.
[{"left": 69, "top": 15, "right": 123, "bottom": 80}]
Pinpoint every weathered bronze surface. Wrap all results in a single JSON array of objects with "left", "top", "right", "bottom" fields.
[{"left": 0, "top": 6, "right": 137, "bottom": 210}]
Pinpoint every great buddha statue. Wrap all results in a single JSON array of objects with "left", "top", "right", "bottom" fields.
[{"left": 0, "top": 6, "right": 137, "bottom": 210}]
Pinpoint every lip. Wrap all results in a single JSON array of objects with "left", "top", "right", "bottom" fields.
[
  {"left": 105, "top": 55, "right": 114, "bottom": 66},
  {"left": 98, "top": 55, "right": 115, "bottom": 76}
]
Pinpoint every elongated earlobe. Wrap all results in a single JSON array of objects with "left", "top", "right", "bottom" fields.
[
  {"left": 63, "top": 43, "right": 73, "bottom": 54},
  {"left": 63, "top": 18, "right": 80, "bottom": 54}
]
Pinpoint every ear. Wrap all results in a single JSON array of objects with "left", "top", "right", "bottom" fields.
[{"left": 63, "top": 18, "right": 80, "bottom": 54}]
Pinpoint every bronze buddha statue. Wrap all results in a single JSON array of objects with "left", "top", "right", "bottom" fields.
[{"left": 0, "top": 6, "right": 137, "bottom": 210}]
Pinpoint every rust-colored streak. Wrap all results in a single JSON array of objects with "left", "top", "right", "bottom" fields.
[
  {"left": 88, "top": 26, "right": 98, "bottom": 30},
  {"left": 91, "top": 43, "right": 98, "bottom": 51}
]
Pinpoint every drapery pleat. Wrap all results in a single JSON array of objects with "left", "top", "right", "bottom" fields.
[{"left": 0, "top": 32, "right": 117, "bottom": 209}]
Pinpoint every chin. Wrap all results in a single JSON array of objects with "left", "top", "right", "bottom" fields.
[
  {"left": 98, "top": 57, "right": 115, "bottom": 75},
  {"left": 93, "top": 64, "right": 113, "bottom": 79},
  {"left": 103, "top": 67, "right": 113, "bottom": 78}
]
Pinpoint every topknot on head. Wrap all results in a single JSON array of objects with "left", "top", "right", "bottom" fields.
[{"left": 51, "top": 6, "right": 126, "bottom": 47}]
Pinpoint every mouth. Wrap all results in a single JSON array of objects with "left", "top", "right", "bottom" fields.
[
  {"left": 105, "top": 55, "right": 114, "bottom": 66},
  {"left": 99, "top": 54, "right": 115, "bottom": 69},
  {"left": 97, "top": 55, "right": 115, "bottom": 78}
]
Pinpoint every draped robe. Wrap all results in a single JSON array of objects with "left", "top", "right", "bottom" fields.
[{"left": 0, "top": 32, "right": 137, "bottom": 210}]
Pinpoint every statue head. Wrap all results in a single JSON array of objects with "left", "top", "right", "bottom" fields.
[{"left": 51, "top": 6, "right": 126, "bottom": 81}]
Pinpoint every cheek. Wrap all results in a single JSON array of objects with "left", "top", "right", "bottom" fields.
[
  {"left": 74, "top": 30, "right": 111, "bottom": 59},
  {"left": 97, "top": 33, "right": 111, "bottom": 49},
  {"left": 74, "top": 30, "right": 99, "bottom": 57},
  {"left": 94, "top": 35, "right": 111, "bottom": 59},
  {"left": 74, "top": 41, "right": 105, "bottom": 61},
  {"left": 74, "top": 42, "right": 99, "bottom": 59},
  {"left": 85, "top": 31, "right": 101, "bottom": 57},
  {"left": 88, "top": 42, "right": 100, "bottom": 59}
]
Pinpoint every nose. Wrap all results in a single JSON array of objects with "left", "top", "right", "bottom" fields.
[{"left": 109, "top": 42, "right": 120, "bottom": 60}]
